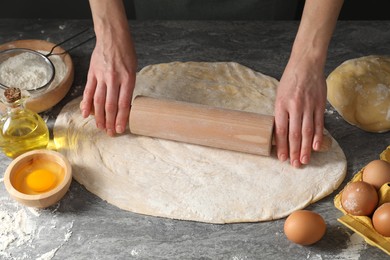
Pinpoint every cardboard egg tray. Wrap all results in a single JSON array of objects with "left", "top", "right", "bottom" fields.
[{"left": 334, "top": 145, "right": 390, "bottom": 255}]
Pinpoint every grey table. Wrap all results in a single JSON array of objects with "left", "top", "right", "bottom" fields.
[{"left": 0, "top": 19, "right": 390, "bottom": 260}]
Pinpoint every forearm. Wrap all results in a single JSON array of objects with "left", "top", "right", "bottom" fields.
[
  {"left": 290, "top": 0, "right": 344, "bottom": 68},
  {"left": 89, "top": 0, "right": 131, "bottom": 44}
]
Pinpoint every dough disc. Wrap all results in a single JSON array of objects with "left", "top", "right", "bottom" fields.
[
  {"left": 54, "top": 62, "right": 346, "bottom": 223},
  {"left": 327, "top": 55, "right": 390, "bottom": 133}
]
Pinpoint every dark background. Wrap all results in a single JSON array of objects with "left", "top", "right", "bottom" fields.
[{"left": 0, "top": 0, "right": 389, "bottom": 20}]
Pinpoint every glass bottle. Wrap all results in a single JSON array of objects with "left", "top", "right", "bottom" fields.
[{"left": 0, "top": 87, "right": 49, "bottom": 158}]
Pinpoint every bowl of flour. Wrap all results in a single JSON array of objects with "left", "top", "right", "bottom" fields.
[{"left": 0, "top": 39, "right": 74, "bottom": 113}]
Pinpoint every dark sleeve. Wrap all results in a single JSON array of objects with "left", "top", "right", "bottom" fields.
[{"left": 133, "top": 0, "right": 299, "bottom": 20}]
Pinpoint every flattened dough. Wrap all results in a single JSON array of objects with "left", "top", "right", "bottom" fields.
[
  {"left": 327, "top": 55, "right": 390, "bottom": 133},
  {"left": 54, "top": 62, "right": 346, "bottom": 223}
]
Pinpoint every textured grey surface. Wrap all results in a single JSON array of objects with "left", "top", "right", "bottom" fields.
[{"left": 0, "top": 19, "right": 389, "bottom": 259}]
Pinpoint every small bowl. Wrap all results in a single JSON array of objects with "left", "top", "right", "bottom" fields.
[
  {"left": 0, "top": 39, "right": 74, "bottom": 113},
  {"left": 4, "top": 149, "right": 72, "bottom": 208}
]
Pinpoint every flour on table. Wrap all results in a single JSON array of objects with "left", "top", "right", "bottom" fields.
[
  {"left": 331, "top": 233, "right": 366, "bottom": 260},
  {"left": 54, "top": 62, "right": 347, "bottom": 224},
  {"left": 0, "top": 50, "right": 67, "bottom": 92},
  {"left": 0, "top": 197, "right": 74, "bottom": 260}
]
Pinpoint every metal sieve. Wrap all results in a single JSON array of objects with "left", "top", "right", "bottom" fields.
[
  {"left": 0, "top": 28, "right": 95, "bottom": 94},
  {"left": 0, "top": 48, "right": 55, "bottom": 93}
]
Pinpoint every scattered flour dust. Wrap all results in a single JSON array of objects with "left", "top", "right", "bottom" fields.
[
  {"left": 334, "top": 233, "right": 367, "bottom": 259},
  {"left": 324, "top": 108, "right": 334, "bottom": 115},
  {"left": 305, "top": 232, "right": 366, "bottom": 260},
  {"left": 325, "top": 107, "right": 342, "bottom": 120},
  {"left": 0, "top": 196, "right": 74, "bottom": 260},
  {"left": 0, "top": 50, "right": 67, "bottom": 92}
]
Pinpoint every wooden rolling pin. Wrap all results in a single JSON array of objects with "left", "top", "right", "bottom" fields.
[{"left": 129, "top": 96, "right": 332, "bottom": 156}]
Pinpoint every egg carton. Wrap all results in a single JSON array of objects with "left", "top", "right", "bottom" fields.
[{"left": 334, "top": 145, "right": 390, "bottom": 255}]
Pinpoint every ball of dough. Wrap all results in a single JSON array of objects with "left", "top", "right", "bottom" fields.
[{"left": 327, "top": 55, "right": 390, "bottom": 133}]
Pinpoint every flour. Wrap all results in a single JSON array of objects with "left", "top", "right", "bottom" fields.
[
  {"left": 0, "top": 50, "right": 67, "bottom": 92},
  {"left": 0, "top": 204, "right": 36, "bottom": 258},
  {"left": 35, "top": 221, "right": 73, "bottom": 260},
  {"left": 333, "top": 233, "right": 366, "bottom": 260},
  {"left": 0, "top": 198, "right": 74, "bottom": 260}
]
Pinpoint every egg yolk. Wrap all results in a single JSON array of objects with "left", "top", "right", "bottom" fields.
[{"left": 25, "top": 169, "right": 57, "bottom": 192}]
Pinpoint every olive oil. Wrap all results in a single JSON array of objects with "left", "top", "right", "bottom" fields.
[{"left": 0, "top": 88, "right": 49, "bottom": 158}]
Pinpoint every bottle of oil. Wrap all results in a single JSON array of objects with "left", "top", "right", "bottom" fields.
[{"left": 0, "top": 87, "right": 49, "bottom": 158}]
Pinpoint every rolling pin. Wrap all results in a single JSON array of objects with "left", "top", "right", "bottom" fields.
[{"left": 129, "top": 96, "right": 332, "bottom": 156}]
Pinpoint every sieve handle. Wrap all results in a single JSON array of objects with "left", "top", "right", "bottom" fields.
[{"left": 46, "top": 28, "right": 96, "bottom": 57}]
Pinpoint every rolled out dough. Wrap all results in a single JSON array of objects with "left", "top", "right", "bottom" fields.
[
  {"left": 54, "top": 62, "right": 346, "bottom": 223},
  {"left": 327, "top": 55, "right": 390, "bottom": 133}
]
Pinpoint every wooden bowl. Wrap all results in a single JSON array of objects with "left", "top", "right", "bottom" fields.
[
  {"left": 0, "top": 39, "right": 74, "bottom": 113},
  {"left": 4, "top": 149, "right": 72, "bottom": 208}
]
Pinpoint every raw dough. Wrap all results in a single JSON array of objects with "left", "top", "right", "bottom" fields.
[
  {"left": 327, "top": 55, "right": 390, "bottom": 133},
  {"left": 54, "top": 62, "right": 346, "bottom": 223}
]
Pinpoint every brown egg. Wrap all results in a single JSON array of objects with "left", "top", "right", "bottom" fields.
[
  {"left": 372, "top": 202, "right": 390, "bottom": 237},
  {"left": 362, "top": 159, "right": 390, "bottom": 190},
  {"left": 284, "top": 210, "right": 326, "bottom": 245},
  {"left": 341, "top": 181, "right": 378, "bottom": 216}
]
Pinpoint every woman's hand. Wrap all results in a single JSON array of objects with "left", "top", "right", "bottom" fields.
[
  {"left": 274, "top": 59, "right": 327, "bottom": 168},
  {"left": 83, "top": 0, "right": 137, "bottom": 136},
  {"left": 274, "top": 0, "right": 344, "bottom": 167}
]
